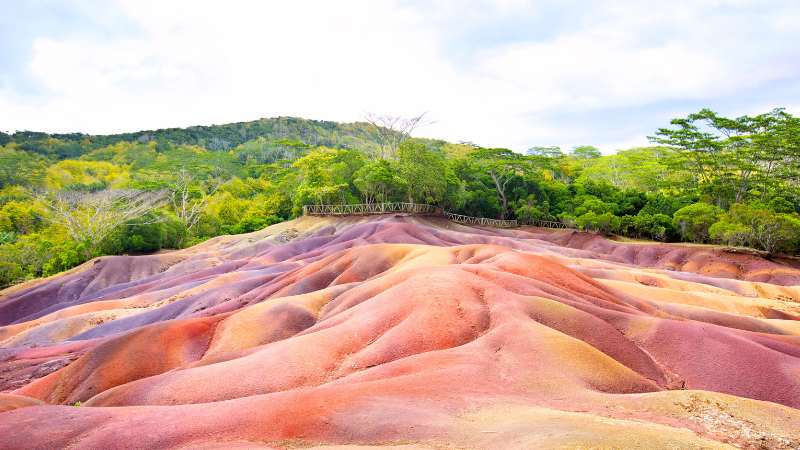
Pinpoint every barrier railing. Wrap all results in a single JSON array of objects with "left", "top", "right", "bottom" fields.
[
  {"left": 532, "top": 220, "right": 570, "bottom": 229},
  {"left": 303, "top": 203, "right": 437, "bottom": 216},
  {"left": 445, "top": 212, "right": 518, "bottom": 228},
  {"left": 299, "top": 202, "right": 583, "bottom": 230},
  {"left": 302, "top": 202, "right": 518, "bottom": 228}
]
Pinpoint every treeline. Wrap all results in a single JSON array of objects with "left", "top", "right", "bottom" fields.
[{"left": 1, "top": 108, "right": 799, "bottom": 288}]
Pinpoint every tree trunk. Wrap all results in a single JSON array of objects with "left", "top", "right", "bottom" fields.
[{"left": 489, "top": 171, "right": 508, "bottom": 219}]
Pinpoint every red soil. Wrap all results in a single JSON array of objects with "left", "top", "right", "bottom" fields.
[{"left": 1, "top": 215, "right": 799, "bottom": 449}]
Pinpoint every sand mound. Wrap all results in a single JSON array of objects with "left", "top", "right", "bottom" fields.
[{"left": 1, "top": 215, "right": 799, "bottom": 449}]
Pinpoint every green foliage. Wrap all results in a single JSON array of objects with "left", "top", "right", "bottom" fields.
[
  {"left": 709, "top": 221, "right": 751, "bottom": 247},
  {"left": 577, "top": 147, "right": 679, "bottom": 192},
  {"left": 0, "top": 200, "right": 46, "bottom": 234},
  {"left": 673, "top": 202, "right": 722, "bottom": 242},
  {"left": 0, "top": 146, "right": 48, "bottom": 188},
  {"left": 515, "top": 195, "right": 548, "bottom": 224},
  {"left": 468, "top": 148, "right": 532, "bottom": 219},
  {"left": 570, "top": 145, "right": 602, "bottom": 159},
  {"left": 292, "top": 147, "right": 362, "bottom": 213},
  {"left": 651, "top": 108, "right": 800, "bottom": 207},
  {"left": 710, "top": 203, "right": 800, "bottom": 254},
  {"left": 576, "top": 211, "right": 620, "bottom": 234},
  {"left": 45, "top": 160, "right": 129, "bottom": 190},
  {"left": 103, "top": 212, "right": 178, "bottom": 254},
  {"left": 353, "top": 159, "right": 406, "bottom": 204},
  {"left": 396, "top": 139, "right": 449, "bottom": 204},
  {"left": 620, "top": 213, "right": 676, "bottom": 241}
]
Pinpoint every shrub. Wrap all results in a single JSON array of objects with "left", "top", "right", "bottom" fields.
[
  {"left": 576, "top": 211, "right": 620, "bottom": 234},
  {"left": 633, "top": 213, "right": 675, "bottom": 241},
  {"left": 709, "top": 221, "right": 750, "bottom": 247},
  {"left": 672, "top": 203, "right": 722, "bottom": 242},
  {"left": 720, "top": 203, "right": 800, "bottom": 254}
]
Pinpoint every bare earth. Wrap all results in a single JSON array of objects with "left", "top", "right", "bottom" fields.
[{"left": 1, "top": 215, "right": 799, "bottom": 449}]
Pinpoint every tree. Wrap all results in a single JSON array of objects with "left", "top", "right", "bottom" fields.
[
  {"left": 39, "top": 189, "right": 168, "bottom": 257},
  {"left": 576, "top": 211, "right": 620, "bottom": 234},
  {"left": 292, "top": 147, "right": 362, "bottom": 212},
  {"left": 396, "top": 139, "right": 447, "bottom": 204},
  {"left": 469, "top": 148, "right": 530, "bottom": 219},
  {"left": 0, "top": 200, "right": 46, "bottom": 234},
  {"left": 364, "top": 112, "right": 429, "bottom": 159},
  {"left": 515, "top": 194, "right": 547, "bottom": 224},
  {"left": 709, "top": 221, "right": 751, "bottom": 247},
  {"left": 571, "top": 145, "right": 601, "bottom": 159},
  {"left": 650, "top": 108, "right": 800, "bottom": 207},
  {"left": 45, "top": 160, "right": 130, "bottom": 191},
  {"left": 0, "top": 146, "right": 47, "bottom": 188},
  {"left": 527, "top": 146, "right": 563, "bottom": 158},
  {"left": 632, "top": 213, "right": 675, "bottom": 241},
  {"left": 578, "top": 147, "right": 678, "bottom": 192},
  {"left": 715, "top": 203, "right": 800, "bottom": 254},
  {"left": 672, "top": 202, "right": 722, "bottom": 243},
  {"left": 353, "top": 159, "right": 406, "bottom": 203},
  {"left": 169, "top": 169, "right": 221, "bottom": 239}
]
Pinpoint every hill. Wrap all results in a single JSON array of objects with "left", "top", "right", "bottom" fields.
[
  {"left": 2, "top": 116, "right": 406, "bottom": 158},
  {"left": 1, "top": 215, "right": 799, "bottom": 448}
]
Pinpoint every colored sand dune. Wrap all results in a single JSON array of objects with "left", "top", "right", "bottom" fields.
[{"left": 1, "top": 215, "right": 800, "bottom": 449}]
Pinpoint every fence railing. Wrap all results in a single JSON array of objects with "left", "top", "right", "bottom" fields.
[
  {"left": 300, "top": 202, "right": 581, "bottom": 230},
  {"left": 303, "top": 203, "right": 438, "bottom": 216},
  {"left": 445, "top": 212, "right": 518, "bottom": 228},
  {"left": 303, "top": 202, "right": 519, "bottom": 228},
  {"left": 532, "top": 220, "right": 571, "bottom": 229}
]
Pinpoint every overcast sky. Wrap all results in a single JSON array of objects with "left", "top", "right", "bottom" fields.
[{"left": 2, "top": 0, "right": 799, "bottom": 152}]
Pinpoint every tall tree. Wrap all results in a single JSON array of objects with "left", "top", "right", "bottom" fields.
[
  {"left": 570, "top": 145, "right": 602, "bottom": 159},
  {"left": 469, "top": 148, "right": 530, "bottom": 219},
  {"left": 353, "top": 159, "right": 406, "bottom": 204},
  {"left": 648, "top": 108, "right": 798, "bottom": 206},
  {"left": 396, "top": 139, "right": 447, "bottom": 204}
]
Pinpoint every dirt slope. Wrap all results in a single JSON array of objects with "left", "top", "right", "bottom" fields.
[{"left": 1, "top": 215, "right": 799, "bottom": 449}]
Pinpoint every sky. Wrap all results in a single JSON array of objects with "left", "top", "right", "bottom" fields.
[{"left": 1, "top": 0, "right": 799, "bottom": 153}]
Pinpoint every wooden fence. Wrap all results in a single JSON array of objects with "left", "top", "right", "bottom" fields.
[
  {"left": 300, "top": 202, "right": 582, "bottom": 230},
  {"left": 531, "top": 220, "right": 571, "bottom": 229},
  {"left": 444, "top": 212, "right": 518, "bottom": 228},
  {"left": 303, "top": 202, "right": 518, "bottom": 228},
  {"left": 303, "top": 203, "right": 438, "bottom": 216}
]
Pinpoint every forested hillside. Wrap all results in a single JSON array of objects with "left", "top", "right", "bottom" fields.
[{"left": 1, "top": 109, "right": 799, "bottom": 288}]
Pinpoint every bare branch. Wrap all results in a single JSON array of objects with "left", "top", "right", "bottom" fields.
[
  {"left": 363, "top": 112, "right": 432, "bottom": 159},
  {"left": 38, "top": 189, "right": 168, "bottom": 251}
]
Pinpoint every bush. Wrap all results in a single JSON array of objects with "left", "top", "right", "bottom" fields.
[
  {"left": 718, "top": 203, "right": 800, "bottom": 254},
  {"left": 0, "top": 260, "right": 23, "bottom": 288},
  {"left": 672, "top": 203, "right": 722, "bottom": 242},
  {"left": 709, "top": 221, "right": 750, "bottom": 247},
  {"left": 633, "top": 213, "right": 676, "bottom": 241},
  {"left": 231, "top": 214, "right": 283, "bottom": 234},
  {"left": 573, "top": 195, "right": 618, "bottom": 216},
  {"left": 576, "top": 211, "right": 620, "bottom": 234},
  {"left": 515, "top": 195, "right": 548, "bottom": 224}
]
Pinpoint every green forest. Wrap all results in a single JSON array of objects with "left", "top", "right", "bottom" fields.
[{"left": 1, "top": 110, "right": 799, "bottom": 288}]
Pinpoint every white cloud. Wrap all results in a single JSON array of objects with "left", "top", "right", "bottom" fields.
[{"left": 1, "top": 0, "right": 799, "bottom": 152}]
